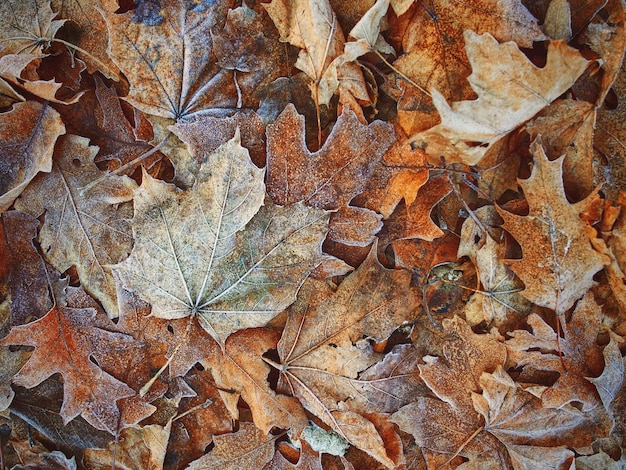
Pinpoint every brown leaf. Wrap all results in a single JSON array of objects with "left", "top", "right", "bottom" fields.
[
  {"left": 273, "top": 244, "right": 418, "bottom": 467},
  {"left": 267, "top": 104, "right": 394, "bottom": 209},
  {"left": 0, "top": 211, "right": 66, "bottom": 325},
  {"left": 83, "top": 422, "right": 170, "bottom": 470},
  {"left": 0, "top": 0, "right": 65, "bottom": 57},
  {"left": 497, "top": 138, "right": 610, "bottom": 314},
  {"left": 187, "top": 422, "right": 278, "bottom": 470},
  {"left": 263, "top": 0, "right": 369, "bottom": 106},
  {"left": 266, "top": 105, "right": 394, "bottom": 246},
  {"left": 14, "top": 135, "right": 137, "bottom": 317},
  {"left": 506, "top": 292, "right": 609, "bottom": 411},
  {"left": 393, "top": 0, "right": 546, "bottom": 135},
  {"left": 114, "top": 132, "right": 329, "bottom": 344},
  {"left": 409, "top": 32, "right": 590, "bottom": 165},
  {"left": 50, "top": 0, "right": 121, "bottom": 79},
  {"left": 209, "top": 328, "right": 309, "bottom": 435},
  {"left": 0, "top": 101, "right": 65, "bottom": 212},
  {"left": 1, "top": 305, "right": 135, "bottom": 433}
]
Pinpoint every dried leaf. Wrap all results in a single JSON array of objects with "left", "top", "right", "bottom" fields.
[
  {"left": 114, "top": 132, "right": 329, "bottom": 344},
  {"left": 14, "top": 135, "right": 137, "bottom": 317},
  {"left": 497, "top": 139, "right": 609, "bottom": 314},
  {"left": 1, "top": 305, "right": 135, "bottom": 433},
  {"left": 274, "top": 245, "right": 418, "bottom": 467},
  {"left": 83, "top": 422, "right": 170, "bottom": 470},
  {"left": 393, "top": 0, "right": 546, "bottom": 135},
  {"left": 267, "top": 104, "right": 394, "bottom": 209},
  {"left": 209, "top": 328, "right": 309, "bottom": 434},
  {"left": 506, "top": 292, "right": 609, "bottom": 411},
  {"left": 0, "top": 211, "right": 65, "bottom": 325},
  {"left": 410, "top": 31, "right": 590, "bottom": 165},
  {"left": 0, "top": 102, "right": 65, "bottom": 212},
  {"left": 0, "top": 0, "right": 65, "bottom": 56},
  {"left": 264, "top": 0, "right": 369, "bottom": 105},
  {"left": 187, "top": 422, "right": 277, "bottom": 470}
]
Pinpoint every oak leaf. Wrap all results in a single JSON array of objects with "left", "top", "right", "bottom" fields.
[
  {"left": 14, "top": 135, "right": 137, "bottom": 317},
  {"left": 114, "top": 132, "right": 329, "bottom": 344},
  {"left": 0, "top": 101, "right": 65, "bottom": 212},
  {"left": 1, "top": 305, "right": 136, "bottom": 433},
  {"left": 393, "top": 0, "right": 546, "bottom": 135},
  {"left": 410, "top": 31, "right": 590, "bottom": 165},
  {"left": 506, "top": 292, "right": 609, "bottom": 411},
  {"left": 497, "top": 139, "right": 609, "bottom": 314}
]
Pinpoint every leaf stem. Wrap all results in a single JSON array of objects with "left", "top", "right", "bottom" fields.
[{"left": 374, "top": 50, "right": 431, "bottom": 97}]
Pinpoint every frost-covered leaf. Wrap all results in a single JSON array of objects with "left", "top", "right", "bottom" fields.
[
  {"left": 497, "top": 139, "right": 609, "bottom": 314},
  {"left": 14, "top": 135, "right": 136, "bottom": 317},
  {"left": 114, "top": 132, "right": 329, "bottom": 344},
  {"left": 410, "top": 31, "right": 590, "bottom": 165}
]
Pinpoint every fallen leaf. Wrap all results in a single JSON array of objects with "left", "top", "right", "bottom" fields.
[
  {"left": 50, "top": 0, "right": 121, "bottom": 79},
  {"left": 0, "top": 211, "right": 66, "bottom": 325},
  {"left": 266, "top": 104, "right": 394, "bottom": 246},
  {"left": 272, "top": 245, "right": 419, "bottom": 467},
  {"left": 209, "top": 328, "right": 309, "bottom": 436},
  {"left": 506, "top": 292, "right": 610, "bottom": 411},
  {"left": 0, "top": 101, "right": 65, "bottom": 212},
  {"left": 83, "top": 422, "right": 170, "bottom": 470},
  {"left": 457, "top": 206, "right": 530, "bottom": 329},
  {"left": 409, "top": 31, "right": 590, "bottom": 165},
  {"left": 114, "top": 131, "right": 329, "bottom": 344},
  {"left": 0, "top": 0, "right": 65, "bottom": 56},
  {"left": 263, "top": 0, "right": 369, "bottom": 106},
  {"left": 14, "top": 134, "right": 137, "bottom": 317},
  {"left": 187, "top": 422, "right": 278, "bottom": 470},
  {"left": 393, "top": 0, "right": 546, "bottom": 135},
  {"left": 1, "top": 305, "right": 136, "bottom": 433},
  {"left": 267, "top": 104, "right": 394, "bottom": 209},
  {"left": 497, "top": 138, "right": 609, "bottom": 314}
]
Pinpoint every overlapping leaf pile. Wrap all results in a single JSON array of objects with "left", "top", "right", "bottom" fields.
[{"left": 0, "top": 0, "right": 625, "bottom": 468}]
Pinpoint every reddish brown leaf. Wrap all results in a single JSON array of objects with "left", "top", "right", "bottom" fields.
[{"left": 1, "top": 305, "right": 135, "bottom": 433}]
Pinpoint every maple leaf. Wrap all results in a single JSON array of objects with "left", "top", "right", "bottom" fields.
[
  {"left": 497, "top": 138, "right": 609, "bottom": 314},
  {"left": 50, "top": 0, "right": 121, "bottom": 79},
  {"left": 115, "top": 131, "right": 329, "bottom": 344},
  {"left": 409, "top": 31, "right": 590, "bottom": 165},
  {"left": 14, "top": 134, "right": 137, "bottom": 317},
  {"left": 264, "top": 0, "right": 369, "bottom": 107},
  {"left": 187, "top": 422, "right": 278, "bottom": 470},
  {"left": 270, "top": 245, "right": 419, "bottom": 467},
  {"left": 0, "top": 0, "right": 65, "bottom": 56},
  {"left": 83, "top": 422, "right": 170, "bottom": 469},
  {"left": 506, "top": 292, "right": 609, "bottom": 411},
  {"left": 0, "top": 101, "right": 65, "bottom": 212},
  {"left": 391, "top": 318, "right": 587, "bottom": 468},
  {"left": 1, "top": 305, "right": 136, "bottom": 433},
  {"left": 457, "top": 206, "right": 530, "bottom": 328},
  {"left": 392, "top": 0, "right": 546, "bottom": 135},
  {"left": 103, "top": 0, "right": 282, "bottom": 121}
]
